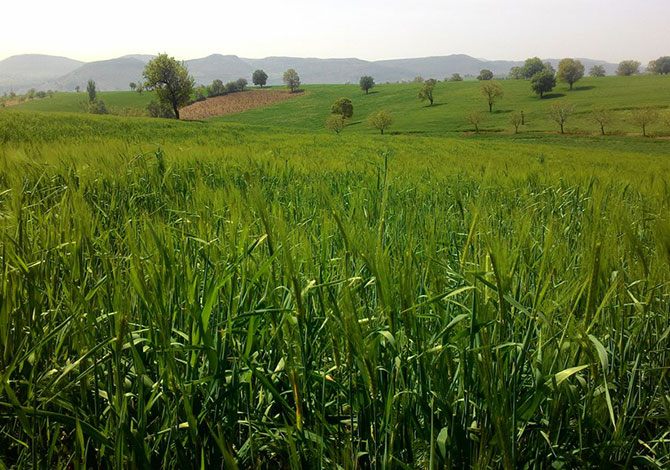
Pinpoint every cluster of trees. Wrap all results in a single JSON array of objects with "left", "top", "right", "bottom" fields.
[
  {"left": 202, "top": 78, "right": 248, "bottom": 99},
  {"left": 325, "top": 81, "right": 393, "bottom": 135},
  {"left": 0, "top": 89, "right": 56, "bottom": 107},
  {"left": 647, "top": 56, "right": 670, "bottom": 75}
]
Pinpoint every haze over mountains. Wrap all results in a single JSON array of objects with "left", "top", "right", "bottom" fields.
[{"left": 0, "top": 53, "right": 621, "bottom": 93}]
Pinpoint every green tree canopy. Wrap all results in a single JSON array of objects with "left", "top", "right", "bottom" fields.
[
  {"left": 142, "top": 53, "right": 195, "bottom": 119},
  {"left": 331, "top": 97, "right": 354, "bottom": 119},
  {"left": 418, "top": 81, "right": 436, "bottom": 105},
  {"left": 530, "top": 69, "right": 556, "bottom": 98},
  {"left": 252, "top": 69, "right": 268, "bottom": 87},
  {"left": 477, "top": 69, "right": 493, "bottom": 81},
  {"left": 648, "top": 57, "right": 670, "bottom": 75},
  {"left": 86, "top": 80, "right": 96, "bottom": 103},
  {"left": 522, "top": 57, "right": 545, "bottom": 78},
  {"left": 480, "top": 82, "right": 503, "bottom": 112},
  {"left": 616, "top": 60, "right": 641, "bottom": 76},
  {"left": 368, "top": 110, "right": 393, "bottom": 134},
  {"left": 557, "top": 59, "right": 585, "bottom": 90},
  {"left": 283, "top": 69, "right": 301, "bottom": 92},
  {"left": 449, "top": 73, "right": 463, "bottom": 82},
  {"left": 589, "top": 65, "right": 606, "bottom": 77},
  {"left": 359, "top": 76, "right": 375, "bottom": 94}
]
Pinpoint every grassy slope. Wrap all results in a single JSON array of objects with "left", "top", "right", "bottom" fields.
[
  {"left": 10, "top": 90, "right": 155, "bottom": 113},
  {"left": 213, "top": 75, "right": 670, "bottom": 135}
]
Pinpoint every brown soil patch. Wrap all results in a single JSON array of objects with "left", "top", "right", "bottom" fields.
[{"left": 180, "top": 89, "right": 304, "bottom": 120}]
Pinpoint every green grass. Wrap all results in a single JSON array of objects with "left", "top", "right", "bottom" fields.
[
  {"left": 10, "top": 90, "right": 156, "bottom": 114},
  {"left": 1, "top": 108, "right": 669, "bottom": 469}
]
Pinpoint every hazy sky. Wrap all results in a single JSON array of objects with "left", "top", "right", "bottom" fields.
[{"left": 1, "top": 0, "right": 668, "bottom": 63}]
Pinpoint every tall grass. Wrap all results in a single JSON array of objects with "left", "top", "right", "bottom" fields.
[{"left": 0, "top": 121, "right": 669, "bottom": 468}]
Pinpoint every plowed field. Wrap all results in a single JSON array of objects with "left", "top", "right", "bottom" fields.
[{"left": 180, "top": 89, "right": 304, "bottom": 120}]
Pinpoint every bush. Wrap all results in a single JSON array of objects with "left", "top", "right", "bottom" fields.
[
  {"left": 87, "top": 99, "right": 108, "bottom": 115},
  {"left": 208, "top": 80, "right": 225, "bottom": 97},
  {"left": 147, "top": 100, "right": 176, "bottom": 119}
]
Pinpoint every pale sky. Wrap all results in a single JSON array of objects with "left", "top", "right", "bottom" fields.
[{"left": 1, "top": 0, "right": 668, "bottom": 63}]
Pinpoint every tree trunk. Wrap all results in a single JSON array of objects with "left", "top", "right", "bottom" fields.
[
  {"left": 380, "top": 128, "right": 384, "bottom": 135},
  {"left": 642, "top": 124, "right": 646, "bottom": 137},
  {"left": 600, "top": 124, "right": 605, "bottom": 135},
  {"left": 560, "top": 123, "right": 564, "bottom": 134},
  {"left": 173, "top": 103, "right": 180, "bottom": 120},
  {"left": 429, "top": 97, "right": 433, "bottom": 106},
  {"left": 366, "top": 89, "right": 369, "bottom": 94},
  {"left": 570, "top": 82, "right": 573, "bottom": 90},
  {"left": 489, "top": 102, "right": 493, "bottom": 113}
]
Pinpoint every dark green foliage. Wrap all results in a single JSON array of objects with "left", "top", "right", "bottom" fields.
[
  {"left": 477, "top": 69, "right": 494, "bottom": 80},
  {"left": 283, "top": 68, "right": 300, "bottom": 92},
  {"left": 360, "top": 75, "right": 375, "bottom": 94},
  {"left": 589, "top": 65, "right": 606, "bottom": 77},
  {"left": 508, "top": 66, "right": 523, "bottom": 79},
  {"left": 252, "top": 69, "right": 268, "bottom": 87},
  {"left": 521, "top": 57, "right": 545, "bottom": 78},
  {"left": 146, "top": 99, "right": 176, "bottom": 118},
  {"left": 557, "top": 58, "right": 585, "bottom": 90},
  {"left": 208, "top": 79, "right": 225, "bottom": 97},
  {"left": 531, "top": 69, "right": 556, "bottom": 97},
  {"left": 617, "top": 60, "right": 641, "bottom": 76},
  {"left": 449, "top": 73, "right": 464, "bottom": 81},
  {"left": 87, "top": 79, "right": 96, "bottom": 103},
  {"left": 648, "top": 56, "right": 670, "bottom": 75},
  {"left": 330, "top": 97, "right": 354, "bottom": 118}
]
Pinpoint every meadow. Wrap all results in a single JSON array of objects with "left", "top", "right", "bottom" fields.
[{"left": 0, "top": 76, "right": 670, "bottom": 469}]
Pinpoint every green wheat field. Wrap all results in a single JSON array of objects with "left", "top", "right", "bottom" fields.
[{"left": 1, "top": 75, "right": 670, "bottom": 469}]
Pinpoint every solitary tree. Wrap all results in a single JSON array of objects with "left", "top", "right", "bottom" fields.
[
  {"left": 368, "top": 110, "right": 393, "bottom": 134},
  {"left": 589, "top": 65, "right": 606, "bottom": 77},
  {"left": 325, "top": 115, "right": 345, "bottom": 134},
  {"left": 557, "top": 58, "right": 585, "bottom": 90},
  {"left": 129, "top": 82, "right": 137, "bottom": 91},
  {"left": 630, "top": 107, "right": 659, "bottom": 136},
  {"left": 530, "top": 69, "right": 556, "bottom": 98},
  {"left": 252, "top": 69, "right": 268, "bottom": 87},
  {"left": 522, "top": 57, "right": 545, "bottom": 78},
  {"left": 465, "top": 111, "right": 484, "bottom": 133},
  {"left": 136, "top": 84, "right": 144, "bottom": 95},
  {"left": 418, "top": 79, "right": 436, "bottom": 106},
  {"left": 412, "top": 76, "right": 424, "bottom": 83},
  {"left": 75, "top": 86, "right": 80, "bottom": 93},
  {"left": 331, "top": 97, "right": 354, "bottom": 119},
  {"left": 647, "top": 57, "right": 670, "bottom": 75},
  {"left": 617, "top": 60, "right": 641, "bottom": 76},
  {"left": 509, "top": 113, "right": 522, "bottom": 133},
  {"left": 477, "top": 69, "right": 493, "bottom": 81},
  {"left": 142, "top": 53, "right": 195, "bottom": 119},
  {"left": 591, "top": 107, "right": 613, "bottom": 135},
  {"left": 283, "top": 69, "right": 300, "bottom": 92},
  {"left": 481, "top": 82, "right": 503, "bottom": 112},
  {"left": 87, "top": 80, "right": 96, "bottom": 103},
  {"left": 548, "top": 102, "right": 574, "bottom": 134},
  {"left": 449, "top": 73, "right": 463, "bottom": 82},
  {"left": 360, "top": 76, "right": 375, "bottom": 94}
]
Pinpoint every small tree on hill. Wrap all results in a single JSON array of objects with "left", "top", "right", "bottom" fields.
[
  {"left": 136, "top": 84, "right": 143, "bottom": 95},
  {"left": 418, "top": 79, "right": 436, "bottom": 106},
  {"left": 510, "top": 113, "right": 522, "bottom": 133},
  {"left": 592, "top": 107, "right": 613, "bottom": 135},
  {"left": 360, "top": 76, "right": 375, "bottom": 94},
  {"left": 522, "top": 57, "right": 545, "bottom": 78},
  {"left": 548, "top": 102, "right": 574, "bottom": 134},
  {"left": 368, "top": 110, "right": 393, "bottom": 134},
  {"left": 617, "top": 60, "right": 640, "bottom": 76},
  {"left": 235, "top": 78, "right": 248, "bottom": 91},
  {"left": 557, "top": 58, "right": 585, "bottom": 90},
  {"left": 253, "top": 69, "right": 268, "bottom": 87},
  {"left": 75, "top": 86, "right": 80, "bottom": 93},
  {"left": 481, "top": 82, "right": 503, "bottom": 112},
  {"left": 143, "top": 53, "right": 195, "bottom": 119},
  {"left": 129, "top": 82, "right": 137, "bottom": 91},
  {"left": 508, "top": 66, "right": 523, "bottom": 79},
  {"left": 449, "top": 73, "right": 463, "bottom": 82},
  {"left": 283, "top": 69, "right": 301, "bottom": 92},
  {"left": 465, "top": 111, "right": 484, "bottom": 133},
  {"left": 630, "top": 107, "right": 659, "bottom": 136},
  {"left": 209, "top": 79, "right": 225, "bottom": 96},
  {"left": 325, "top": 115, "right": 345, "bottom": 134},
  {"left": 477, "top": 69, "right": 493, "bottom": 81},
  {"left": 413, "top": 76, "right": 424, "bottom": 83},
  {"left": 530, "top": 69, "right": 556, "bottom": 98},
  {"left": 87, "top": 80, "right": 96, "bottom": 103},
  {"left": 331, "top": 97, "right": 354, "bottom": 119},
  {"left": 589, "top": 65, "right": 606, "bottom": 77}
]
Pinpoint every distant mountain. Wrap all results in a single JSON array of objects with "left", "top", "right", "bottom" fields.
[
  {"left": 0, "top": 53, "right": 623, "bottom": 93},
  {"left": 0, "top": 54, "right": 83, "bottom": 92},
  {"left": 41, "top": 57, "right": 146, "bottom": 92}
]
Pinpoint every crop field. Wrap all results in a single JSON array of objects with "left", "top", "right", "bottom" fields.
[
  {"left": 180, "top": 90, "right": 305, "bottom": 120},
  {"left": 1, "top": 78, "right": 670, "bottom": 469}
]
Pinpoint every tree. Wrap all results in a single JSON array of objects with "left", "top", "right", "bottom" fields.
[
  {"left": 325, "top": 115, "right": 345, "bottom": 134},
  {"left": 589, "top": 65, "right": 606, "bottom": 77},
  {"left": 477, "top": 69, "right": 493, "bottom": 81},
  {"left": 129, "top": 82, "right": 137, "bottom": 91},
  {"left": 75, "top": 86, "right": 80, "bottom": 93},
  {"left": 235, "top": 78, "right": 248, "bottom": 91},
  {"left": 142, "top": 53, "right": 195, "bottom": 119},
  {"left": 331, "top": 97, "right": 354, "bottom": 119},
  {"left": 368, "top": 110, "right": 393, "bottom": 134},
  {"left": 530, "top": 69, "right": 556, "bottom": 98},
  {"left": 510, "top": 113, "right": 522, "bottom": 133},
  {"left": 449, "top": 73, "right": 463, "bottom": 82},
  {"left": 465, "top": 111, "right": 484, "bottom": 133},
  {"left": 418, "top": 79, "right": 436, "bottom": 106},
  {"left": 252, "top": 69, "right": 268, "bottom": 87},
  {"left": 27, "top": 88, "right": 36, "bottom": 100},
  {"left": 548, "top": 103, "right": 574, "bottom": 134},
  {"left": 617, "top": 60, "right": 640, "bottom": 76},
  {"left": 283, "top": 69, "right": 301, "bottom": 92},
  {"left": 591, "top": 107, "right": 613, "bottom": 135},
  {"left": 508, "top": 66, "right": 523, "bottom": 79},
  {"left": 86, "top": 80, "right": 96, "bottom": 103},
  {"left": 360, "top": 76, "right": 375, "bottom": 94},
  {"left": 412, "top": 76, "right": 424, "bottom": 83},
  {"left": 647, "top": 56, "right": 670, "bottom": 75},
  {"left": 557, "top": 59, "right": 585, "bottom": 90},
  {"left": 630, "top": 107, "right": 659, "bottom": 136},
  {"left": 208, "top": 79, "right": 225, "bottom": 97},
  {"left": 136, "top": 84, "right": 144, "bottom": 95},
  {"left": 522, "top": 57, "right": 545, "bottom": 79},
  {"left": 481, "top": 82, "right": 503, "bottom": 112}
]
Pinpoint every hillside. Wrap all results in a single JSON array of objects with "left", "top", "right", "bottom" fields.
[{"left": 1, "top": 53, "right": 622, "bottom": 93}]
